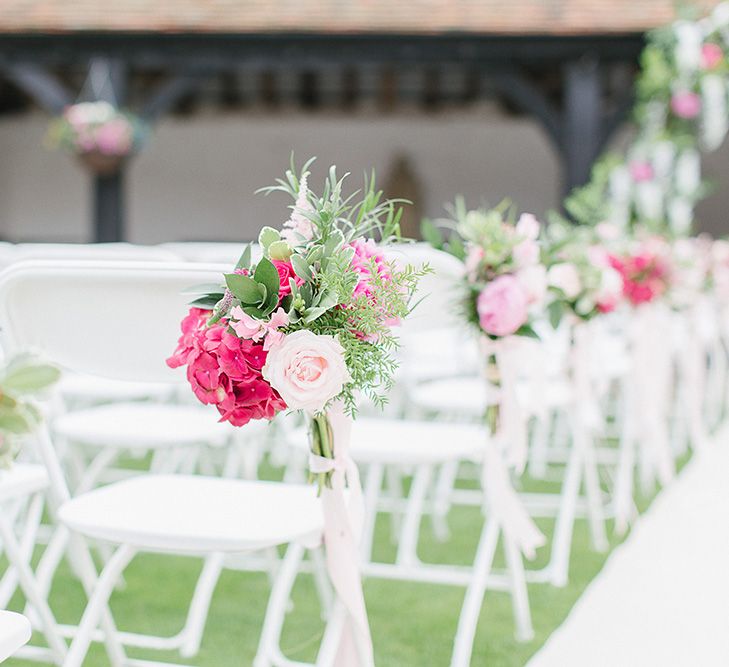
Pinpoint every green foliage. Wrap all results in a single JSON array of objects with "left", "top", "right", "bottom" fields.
[{"left": 0, "top": 356, "right": 60, "bottom": 468}]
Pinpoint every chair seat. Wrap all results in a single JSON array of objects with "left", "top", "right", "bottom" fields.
[
  {"left": 291, "top": 418, "right": 487, "bottom": 465},
  {"left": 410, "top": 376, "right": 572, "bottom": 417},
  {"left": 53, "top": 403, "right": 231, "bottom": 450},
  {"left": 0, "top": 463, "right": 49, "bottom": 503},
  {"left": 59, "top": 374, "right": 175, "bottom": 405},
  {"left": 59, "top": 475, "right": 324, "bottom": 554},
  {"left": 0, "top": 611, "right": 32, "bottom": 663}
]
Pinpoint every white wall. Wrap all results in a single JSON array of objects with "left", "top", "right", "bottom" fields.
[
  {"left": 0, "top": 109, "right": 559, "bottom": 243},
  {"left": 1, "top": 109, "right": 728, "bottom": 242}
]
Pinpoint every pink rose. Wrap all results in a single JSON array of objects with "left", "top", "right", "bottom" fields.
[
  {"left": 701, "top": 43, "right": 723, "bottom": 70},
  {"left": 513, "top": 239, "right": 540, "bottom": 267},
  {"left": 629, "top": 160, "right": 654, "bottom": 182},
  {"left": 262, "top": 330, "right": 351, "bottom": 413},
  {"left": 272, "top": 260, "right": 303, "bottom": 298},
  {"left": 671, "top": 91, "right": 701, "bottom": 119},
  {"left": 476, "top": 274, "right": 529, "bottom": 337}
]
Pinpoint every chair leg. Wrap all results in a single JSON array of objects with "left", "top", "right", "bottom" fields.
[
  {"left": 179, "top": 552, "right": 226, "bottom": 658},
  {"left": 548, "top": 439, "right": 582, "bottom": 588},
  {"left": 65, "top": 535, "right": 129, "bottom": 667},
  {"left": 502, "top": 532, "right": 534, "bottom": 642},
  {"left": 360, "top": 463, "right": 383, "bottom": 562},
  {"left": 432, "top": 460, "right": 459, "bottom": 542},
  {"left": 0, "top": 512, "right": 67, "bottom": 664},
  {"left": 395, "top": 464, "right": 432, "bottom": 567},
  {"left": 450, "top": 519, "right": 500, "bottom": 667},
  {"left": 63, "top": 542, "right": 136, "bottom": 667},
  {"left": 582, "top": 436, "right": 609, "bottom": 553},
  {"left": 253, "top": 542, "right": 306, "bottom": 667},
  {"left": 0, "top": 491, "right": 43, "bottom": 607}
]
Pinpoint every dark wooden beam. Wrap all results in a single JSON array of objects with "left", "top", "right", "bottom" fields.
[
  {"left": 140, "top": 70, "right": 209, "bottom": 121},
  {"left": 0, "top": 62, "right": 72, "bottom": 113}
]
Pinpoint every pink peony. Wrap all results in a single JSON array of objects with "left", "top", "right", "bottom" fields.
[
  {"left": 671, "top": 91, "right": 702, "bottom": 119},
  {"left": 629, "top": 160, "right": 654, "bottom": 182},
  {"left": 701, "top": 43, "right": 723, "bottom": 70},
  {"left": 167, "top": 307, "right": 286, "bottom": 426},
  {"left": 272, "top": 260, "right": 304, "bottom": 298},
  {"left": 476, "top": 274, "right": 529, "bottom": 337},
  {"left": 262, "top": 330, "right": 350, "bottom": 413}
]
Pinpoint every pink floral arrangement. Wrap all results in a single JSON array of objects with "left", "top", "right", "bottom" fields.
[
  {"left": 435, "top": 202, "right": 546, "bottom": 338},
  {"left": 608, "top": 240, "right": 672, "bottom": 306},
  {"left": 169, "top": 160, "right": 424, "bottom": 483},
  {"left": 47, "top": 101, "right": 147, "bottom": 158}
]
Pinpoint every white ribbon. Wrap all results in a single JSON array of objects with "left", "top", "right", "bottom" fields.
[
  {"left": 482, "top": 441, "right": 546, "bottom": 560},
  {"left": 315, "top": 402, "right": 374, "bottom": 667}
]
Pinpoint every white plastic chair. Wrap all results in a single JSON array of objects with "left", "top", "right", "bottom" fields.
[
  {"left": 0, "top": 260, "right": 335, "bottom": 667},
  {"left": 0, "top": 610, "right": 32, "bottom": 663}
]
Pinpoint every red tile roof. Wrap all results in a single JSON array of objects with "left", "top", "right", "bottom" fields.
[{"left": 0, "top": 1, "right": 719, "bottom": 36}]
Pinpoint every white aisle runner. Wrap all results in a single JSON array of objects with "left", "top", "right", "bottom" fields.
[{"left": 528, "top": 430, "right": 729, "bottom": 667}]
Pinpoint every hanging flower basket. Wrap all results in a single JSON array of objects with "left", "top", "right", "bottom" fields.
[
  {"left": 77, "top": 150, "right": 126, "bottom": 176},
  {"left": 46, "top": 101, "right": 148, "bottom": 173}
]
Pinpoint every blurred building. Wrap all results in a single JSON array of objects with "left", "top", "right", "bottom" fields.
[{"left": 0, "top": 0, "right": 726, "bottom": 243}]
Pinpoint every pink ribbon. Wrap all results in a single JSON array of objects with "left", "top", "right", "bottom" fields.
[{"left": 317, "top": 402, "right": 374, "bottom": 667}]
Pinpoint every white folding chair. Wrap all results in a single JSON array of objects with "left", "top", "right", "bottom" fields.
[
  {"left": 0, "top": 610, "right": 32, "bottom": 663},
  {"left": 0, "top": 260, "right": 336, "bottom": 667}
]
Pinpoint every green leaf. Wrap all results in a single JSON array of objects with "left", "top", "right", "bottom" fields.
[
  {"left": 258, "top": 226, "right": 280, "bottom": 250},
  {"left": 548, "top": 300, "right": 564, "bottom": 330},
  {"left": 189, "top": 295, "right": 221, "bottom": 309},
  {"left": 303, "top": 306, "right": 328, "bottom": 323},
  {"left": 0, "top": 410, "right": 31, "bottom": 434},
  {"left": 254, "top": 257, "right": 281, "bottom": 300},
  {"left": 2, "top": 364, "right": 60, "bottom": 393},
  {"left": 225, "top": 273, "right": 261, "bottom": 304},
  {"left": 421, "top": 219, "right": 444, "bottom": 248},
  {"left": 236, "top": 244, "right": 252, "bottom": 270},
  {"left": 291, "top": 254, "right": 313, "bottom": 282},
  {"left": 268, "top": 240, "right": 292, "bottom": 261},
  {"left": 323, "top": 229, "right": 345, "bottom": 256},
  {"left": 515, "top": 324, "right": 540, "bottom": 340}
]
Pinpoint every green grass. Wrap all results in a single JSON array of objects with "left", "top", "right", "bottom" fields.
[{"left": 4, "top": 459, "right": 670, "bottom": 667}]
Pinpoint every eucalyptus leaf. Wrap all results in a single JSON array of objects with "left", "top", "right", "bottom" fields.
[
  {"left": 548, "top": 300, "right": 564, "bottom": 330},
  {"left": 268, "top": 240, "right": 292, "bottom": 261},
  {"left": 258, "top": 227, "right": 280, "bottom": 250},
  {"left": 303, "top": 306, "right": 328, "bottom": 323},
  {"left": 225, "top": 273, "right": 261, "bottom": 304},
  {"left": 181, "top": 283, "right": 224, "bottom": 295},
  {"left": 254, "top": 258, "right": 281, "bottom": 301},
  {"left": 291, "top": 254, "right": 313, "bottom": 282},
  {"left": 189, "top": 295, "right": 221, "bottom": 309},
  {"left": 0, "top": 411, "right": 31, "bottom": 434},
  {"left": 236, "top": 244, "right": 252, "bottom": 270},
  {"left": 2, "top": 365, "right": 60, "bottom": 394}
]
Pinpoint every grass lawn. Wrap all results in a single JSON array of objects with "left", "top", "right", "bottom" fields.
[{"left": 4, "top": 460, "right": 666, "bottom": 667}]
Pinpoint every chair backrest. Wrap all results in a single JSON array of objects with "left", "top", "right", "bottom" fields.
[
  {"left": 11, "top": 243, "right": 181, "bottom": 263},
  {"left": 160, "top": 242, "right": 261, "bottom": 265},
  {"left": 0, "top": 260, "right": 225, "bottom": 384},
  {"left": 387, "top": 242, "right": 465, "bottom": 333}
]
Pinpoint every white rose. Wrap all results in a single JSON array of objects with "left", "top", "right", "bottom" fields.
[
  {"left": 547, "top": 262, "right": 582, "bottom": 299},
  {"left": 516, "top": 264, "right": 547, "bottom": 306},
  {"left": 262, "top": 330, "right": 350, "bottom": 413},
  {"left": 515, "top": 213, "right": 540, "bottom": 241}
]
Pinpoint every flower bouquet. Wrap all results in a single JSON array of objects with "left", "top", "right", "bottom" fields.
[
  {"left": 542, "top": 222, "right": 625, "bottom": 326},
  {"left": 0, "top": 356, "right": 60, "bottom": 469},
  {"left": 169, "top": 160, "right": 425, "bottom": 664},
  {"left": 47, "top": 101, "right": 148, "bottom": 175}
]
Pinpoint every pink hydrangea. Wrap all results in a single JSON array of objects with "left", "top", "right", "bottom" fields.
[
  {"left": 608, "top": 251, "right": 671, "bottom": 307},
  {"left": 167, "top": 307, "right": 286, "bottom": 426}
]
